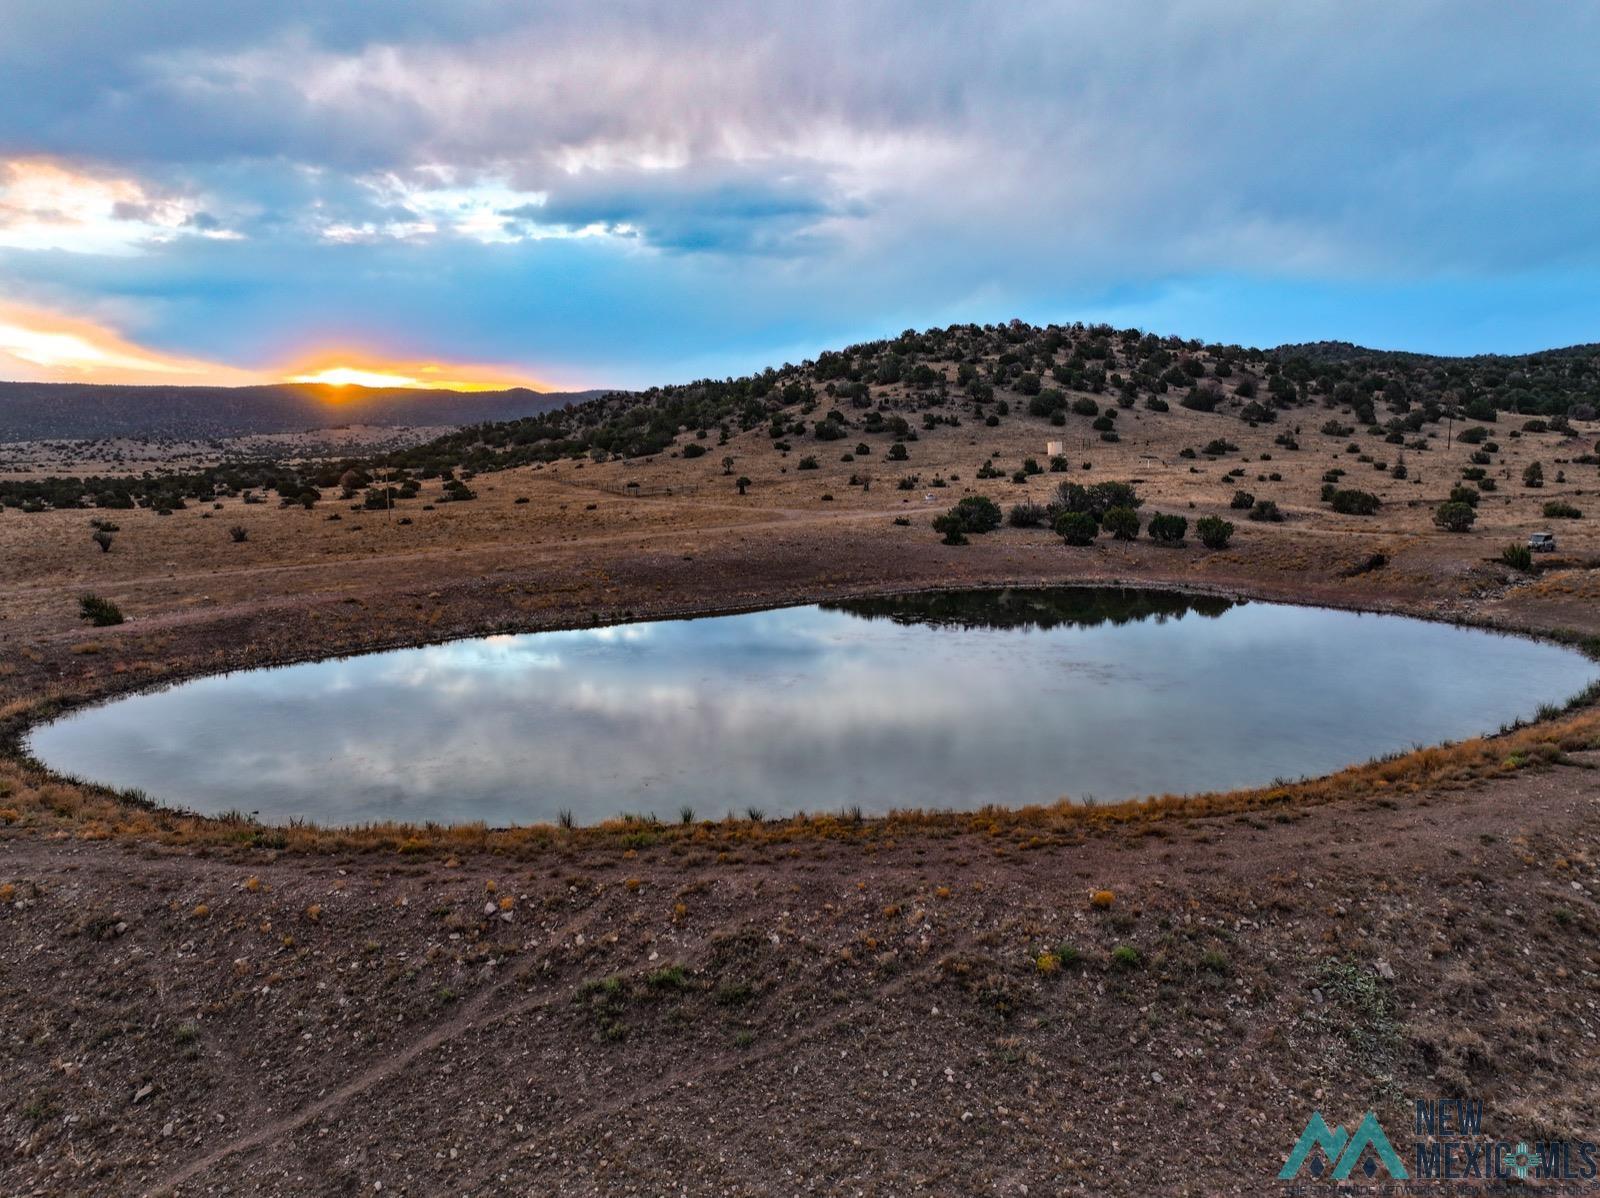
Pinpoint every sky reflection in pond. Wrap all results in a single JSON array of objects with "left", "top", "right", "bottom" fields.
[{"left": 27, "top": 588, "right": 1600, "bottom": 826}]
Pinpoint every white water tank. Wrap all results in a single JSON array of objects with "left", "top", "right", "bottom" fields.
[{"left": 1046, "top": 440, "right": 1063, "bottom": 457}]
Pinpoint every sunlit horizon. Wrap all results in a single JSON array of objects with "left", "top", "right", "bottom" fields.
[{"left": 0, "top": 301, "right": 552, "bottom": 393}]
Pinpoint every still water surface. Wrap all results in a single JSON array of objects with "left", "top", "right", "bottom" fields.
[{"left": 28, "top": 588, "right": 1600, "bottom": 826}]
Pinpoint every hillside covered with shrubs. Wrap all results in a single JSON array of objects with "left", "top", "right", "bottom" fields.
[{"left": 4, "top": 321, "right": 1599, "bottom": 514}]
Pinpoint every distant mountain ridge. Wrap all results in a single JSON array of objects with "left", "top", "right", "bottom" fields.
[
  {"left": 1272, "top": 339, "right": 1600, "bottom": 365},
  {"left": 0, "top": 381, "right": 616, "bottom": 441}
]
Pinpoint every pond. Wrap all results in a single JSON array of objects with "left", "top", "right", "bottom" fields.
[{"left": 27, "top": 587, "right": 1600, "bottom": 827}]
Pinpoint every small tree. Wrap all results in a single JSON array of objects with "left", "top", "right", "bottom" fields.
[
  {"left": 1102, "top": 506, "right": 1141, "bottom": 541},
  {"left": 1055, "top": 511, "right": 1099, "bottom": 546},
  {"left": 1147, "top": 513, "right": 1188, "bottom": 544},
  {"left": 1196, "top": 516, "right": 1234, "bottom": 549},
  {"left": 1523, "top": 461, "right": 1544, "bottom": 488},
  {"left": 721, "top": 456, "right": 735, "bottom": 475},
  {"left": 932, "top": 513, "right": 968, "bottom": 545},
  {"left": 1433, "top": 501, "right": 1477, "bottom": 532},
  {"left": 950, "top": 495, "right": 1002, "bottom": 533},
  {"left": 887, "top": 442, "right": 909, "bottom": 461},
  {"left": 736, "top": 476, "right": 751, "bottom": 495},
  {"left": 91, "top": 529, "right": 115, "bottom": 553}
]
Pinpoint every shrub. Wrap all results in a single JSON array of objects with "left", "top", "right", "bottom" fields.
[
  {"left": 1102, "top": 507, "right": 1141, "bottom": 541},
  {"left": 91, "top": 529, "right": 115, "bottom": 553},
  {"left": 1110, "top": 945, "right": 1142, "bottom": 970},
  {"left": 1196, "top": 516, "right": 1234, "bottom": 548},
  {"left": 1248, "top": 500, "right": 1283, "bottom": 522},
  {"left": 1448, "top": 485, "right": 1480, "bottom": 508},
  {"left": 79, "top": 593, "right": 124, "bottom": 626},
  {"left": 1501, "top": 543, "right": 1534, "bottom": 571},
  {"left": 1201, "top": 438, "right": 1238, "bottom": 456},
  {"left": 1146, "top": 513, "right": 1188, "bottom": 544},
  {"left": 1229, "top": 490, "right": 1255, "bottom": 510},
  {"left": 1008, "top": 502, "right": 1049, "bottom": 528},
  {"left": 1523, "top": 462, "right": 1544, "bottom": 488},
  {"left": 1544, "top": 501, "right": 1582, "bottom": 519},
  {"left": 1054, "top": 511, "right": 1099, "bottom": 546},
  {"left": 797, "top": 456, "right": 819, "bottom": 470},
  {"left": 932, "top": 513, "right": 968, "bottom": 545},
  {"left": 887, "top": 442, "right": 909, "bottom": 461},
  {"left": 1433, "top": 501, "right": 1477, "bottom": 532},
  {"left": 1329, "top": 489, "right": 1381, "bottom": 515},
  {"left": 949, "top": 495, "right": 1003, "bottom": 534},
  {"left": 1053, "top": 480, "right": 1142, "bottom": 520},
  {"left": 228, "top": 525, "right": 249, "bottom": 542}
]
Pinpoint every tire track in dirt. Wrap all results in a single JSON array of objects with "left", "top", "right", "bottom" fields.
[
  {"left": 145, "top": 902, "right": 608, "bottom": 1198},
  {"left": 149, "top": 907, "right": 995, "bottom": 1195}
]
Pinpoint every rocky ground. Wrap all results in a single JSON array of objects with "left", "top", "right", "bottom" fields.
[
  {"left": 3, "top": 404, "right": 1600, "bottom": 1195},
  {"left": 6, "top": 746, "right": 1600, "bottom": 1196}
]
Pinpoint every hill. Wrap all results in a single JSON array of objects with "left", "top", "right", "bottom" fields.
[
  {"left": 373, "top": 321, "right": 1599, "bottom": 476},
  {"left": 0, "top": 380, "right": 614, "bottom": 442}
]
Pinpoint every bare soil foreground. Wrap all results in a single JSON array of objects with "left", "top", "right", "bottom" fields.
[{"left": 5, "top": 393, "right": 1600, "bottom": 1194}]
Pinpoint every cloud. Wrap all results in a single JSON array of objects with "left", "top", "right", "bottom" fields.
[
  {"left": 0, "top": 158, "right": 240, "bottom": 254},
  {"left": 505, "top": 162, "right": 856, "bottom": 253},
  {"left": 0, "top": 300, "right": 262, "bottom": 383},
  {"left": 1, "top": 2, "right": 1599, "bottom": 379}
]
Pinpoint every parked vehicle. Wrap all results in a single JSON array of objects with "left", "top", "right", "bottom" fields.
[{"left": 1529, "top": 531, "right": 1557, "bottom": 552}]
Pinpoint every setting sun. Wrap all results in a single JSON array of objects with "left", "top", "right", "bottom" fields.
[{"left": 284, "top": 355, "right": 545, "bottom": 393}]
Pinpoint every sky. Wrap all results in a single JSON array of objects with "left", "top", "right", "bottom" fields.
[{"left": 0, "top": 1, "right": 1597, "bottom": 391}]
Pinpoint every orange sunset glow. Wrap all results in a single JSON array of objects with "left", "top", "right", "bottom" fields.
[
  {"left": 285, "top": 354, "right": 544, "bottom": 393},
  {"left": 0, "top": 302, "right": 546, "bottom": 392},
  {"left": 0, "top": 301, "right": 261, "bottom": 386}
]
